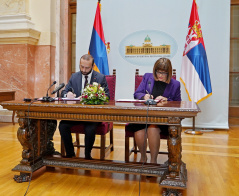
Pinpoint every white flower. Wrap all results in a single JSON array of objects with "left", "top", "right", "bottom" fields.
[{"left": 93, "top": 82, "right": 98, "bottom": 86}]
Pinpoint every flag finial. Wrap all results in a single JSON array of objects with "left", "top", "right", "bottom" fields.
[{"left": 98, "top": 0, "right": 101, "bottom": 12}]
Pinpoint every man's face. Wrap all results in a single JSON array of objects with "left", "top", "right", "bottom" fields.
[{"left": 80, "top": 58, "right": 93, "bottom": 75}]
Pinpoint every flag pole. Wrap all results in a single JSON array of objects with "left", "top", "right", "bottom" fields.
[
  {"left": 185, "top": 116, "right": 214, "bottom": 135},
  {"left": 184, "top": 117, "right": 203, "bottom": 135}
]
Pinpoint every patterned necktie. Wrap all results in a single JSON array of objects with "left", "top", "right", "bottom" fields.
[{"left": 84, "top": 75, "right": 88, "bottom": 88}]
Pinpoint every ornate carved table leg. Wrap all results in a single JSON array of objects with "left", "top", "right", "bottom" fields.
[
  {"left": 12, "top": 117, "right": 57, "bottom": 182},
  {"left": 160, "top": 117, "right": 187, "bottom": 195},
  {"left": 40, "top": 120, "right": 58, "bottom": 156},
  {"left": 13, "top": 173, "right": 31, "bottom": 183},
  {"left": 162, "top": 188, "right": 182, "bottom": 196},
  {"left": 12, "top": 118, "right": 41, "bottom": 182}
]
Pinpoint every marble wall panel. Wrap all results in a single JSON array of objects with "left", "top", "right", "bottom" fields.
[
  {"left": 27, "top": 44, "right": 35, "bottom": 98},
  {"left": 50, "top": 46, "right": 56, "bottom": 85},
  {"left": 34, "top": 45, "right": 52, "bottom": 98},
  {"left": 0, "top": 44, "right": 55, "bottom": 100},
  {"left": 0, "top": 44, "right": 29, "bottom": 100}
]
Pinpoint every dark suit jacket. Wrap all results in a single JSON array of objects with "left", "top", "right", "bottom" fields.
[
  {"left": 134, "top": 73, "right": 181, "bottom": 101},
  {"left": 61, "top": 70, "right": 110, "bottom": 98}
]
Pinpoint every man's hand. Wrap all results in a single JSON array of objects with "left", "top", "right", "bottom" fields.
[{"left": 66, "top": 91, "right": 76, "bottom": 98}]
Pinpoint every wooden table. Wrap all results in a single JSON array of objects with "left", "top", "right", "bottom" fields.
[
  {"left": 0, "top": 91, "right": 16, "bottom": 124},
  {"left": 1, "top": 100, "right": 200, "bottom": 195}
]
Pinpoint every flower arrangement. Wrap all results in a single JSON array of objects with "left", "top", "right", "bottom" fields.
[{"left": 80, "top": 82, "right": 109, "bottom": 105}]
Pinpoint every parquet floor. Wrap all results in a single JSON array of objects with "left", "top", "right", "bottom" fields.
[{"left": 0, "top": 122, "right": 238, "bottom": 196}]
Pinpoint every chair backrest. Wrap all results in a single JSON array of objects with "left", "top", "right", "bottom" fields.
[
  {"left": 172, "top": 69, "right": 176, "bottom": 80},
  {"left": 135, "top": 69, "right": 143, "bottom": 91},
  {"left": 135, "top": 68, "right": 176, "bottom": 91},
  {"left": 105, "top": 69, "right": 116, "bottom": 101}
]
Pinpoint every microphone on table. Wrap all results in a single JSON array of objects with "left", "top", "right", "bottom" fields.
[
  {"left": 144, "top": 81, "right": 157, "bottom": 105},
  {"left": 42, "top": 81, "right": 57, "bottom": 102},
  {"left": 51, "top": 83, "right": 65, "bottom": 95}
]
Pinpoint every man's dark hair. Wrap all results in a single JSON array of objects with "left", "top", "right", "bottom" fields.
[{"left": 80, "top": 54, "right": 94, "bottom": 67}]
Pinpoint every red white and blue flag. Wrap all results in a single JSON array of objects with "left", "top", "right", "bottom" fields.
[
  {"left": 89, "top": 1, "right": 109, "bottom": 75},
  {"left": 180, "top": 0, "right": 212, "bottom": 104}
]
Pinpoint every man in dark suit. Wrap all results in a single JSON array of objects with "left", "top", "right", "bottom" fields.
[{"left": 59, "top": 54, "right": 109, "bottom": 159}]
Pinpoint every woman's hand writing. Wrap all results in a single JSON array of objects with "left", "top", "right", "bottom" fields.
[{"left": 144, "top": 94, "right": 153, "bottom": 100}]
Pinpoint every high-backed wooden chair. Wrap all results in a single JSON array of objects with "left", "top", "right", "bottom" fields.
[
  {"left": 124, "top": 68, "right": 176, "bottom": 162},
  {"left": 61, "top": 69, "right": 116, "bottom": 160}
]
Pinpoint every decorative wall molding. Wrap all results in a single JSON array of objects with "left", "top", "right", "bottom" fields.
[
  {"left": 0, "top": 14, "right": 40, "bottom": 45},
  {"left": 0, "top": 14, "right": 34, "bottom": 30},
  {"left": 0, "top": 28, "right": 40, "bottom": 45},
  {"left": 0, "top": 109, "right": 16, "bottom": 123}
]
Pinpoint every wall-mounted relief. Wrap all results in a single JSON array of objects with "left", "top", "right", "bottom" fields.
[{"left": 119, "top": 30, "right": 178, "bottom": 66}]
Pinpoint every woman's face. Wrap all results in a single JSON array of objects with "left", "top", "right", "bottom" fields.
[{"left": 156, "top": 70, "right": 168, "bottom": 82}]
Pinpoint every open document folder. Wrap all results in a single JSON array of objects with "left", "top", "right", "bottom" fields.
[
  {"left": 116, "top": 99, "right": 160, "bottom": 103},
  {"left": 38, "top": 97, "right": 81, "bottom": 101}
]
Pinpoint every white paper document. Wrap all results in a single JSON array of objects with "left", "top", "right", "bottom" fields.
[{"left": 116, "top": 99, "right": 160, "bottom": 103}]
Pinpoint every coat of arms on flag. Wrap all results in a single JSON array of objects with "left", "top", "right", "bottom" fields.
[{"left": 180, "top": 0, "right": 212, "bottom": 104}]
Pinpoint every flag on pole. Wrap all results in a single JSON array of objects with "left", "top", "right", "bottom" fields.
[
  {"left": 89, "top": 1, "right": 109, "bottom": 75},
  {"left": 180, "top": 0, "right": 212, "bottom": 104}
]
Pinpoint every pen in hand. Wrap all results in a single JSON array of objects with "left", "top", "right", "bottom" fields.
[
  {"left": 146, "top": 90, "right": 153, "bottom": 99},
  {"left": 67, "top": 87, "right": 76, "bottom": 98},
  {"left": 69, "top": 87, "right": 74, "bottom": 94}
]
